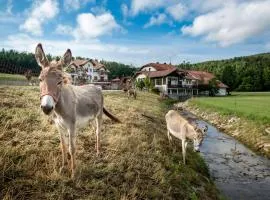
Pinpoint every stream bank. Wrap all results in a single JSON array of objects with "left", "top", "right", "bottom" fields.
[
  {"left": 176, "top": 101, "right": 270, "bottom": 158},
  {"left": 180, "top": 111, "right": 270, "bottom": 200}
]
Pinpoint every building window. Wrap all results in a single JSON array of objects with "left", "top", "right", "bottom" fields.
[
  {"left": 172, "top": 89, "right": 177, "bottom": 94},
  {"left": 156, "top": 78, "right": 162, "bottom": 85},
  {"left": 170, "top": 77, "right": 178, "bottom": 85},
  {"left": 94, "top": 76, "right": 97, "bottom": 81}
]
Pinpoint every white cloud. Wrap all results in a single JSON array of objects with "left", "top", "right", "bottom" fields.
[
  {"left": 121, "top": 3, "right": 129, "bottom": 18},
  {"left": 2, "top": 33, "right": 149, "bottom": 65},
  {"left": 144, "top": 13, "right": 169, "bottom": 28},
  {"left": 166, "top": 2, "right": 187, "bottom": 21},
  {"left": 7, "top": 0, "right": 13, "bottom": 14},
  {"left": 63, "top": 0, "right": 95, "bottom": 11},
  {"left": 130, "top": 0, "right": 166, "bottom": 16},
  {"left": 0, "top": 0, "right": 21, "bottom": 24},
  {"left": 73, "top": 12, "right": 122, "bottom": 39},
  {"left": 20, "top": 0, "right": 59, "bottom": 36},
  {"left": 182, "top": 0, "right": 270, "bottom": 46},
  {"left": 55, "top": 24, "right": 73, "bottom": 35},
  {"left": 3, "top": 33, "right": 266, "bottom": 66}
]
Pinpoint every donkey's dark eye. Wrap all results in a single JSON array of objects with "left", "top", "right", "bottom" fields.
[
  {"left": 39, "top": 79, "right": 42, "bottom": 82},
  {"left": 57, "top": 81, "right": 62, "bottom": 85}
]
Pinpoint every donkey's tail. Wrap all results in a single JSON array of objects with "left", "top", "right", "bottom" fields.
[{"left": 103, "top": 107, "right": 121, "bottom": 123}]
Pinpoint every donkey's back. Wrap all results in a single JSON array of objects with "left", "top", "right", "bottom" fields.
[
  {"left": 71, "top": 84, "right": 103, "bottom": 127},
  {"left": 165, "top": 110, "right": 188, "bottom": 139}
]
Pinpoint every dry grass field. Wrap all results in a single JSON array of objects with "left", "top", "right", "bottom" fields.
[{"left": 0, "top": 86, "right": 220, "bottom": 199}]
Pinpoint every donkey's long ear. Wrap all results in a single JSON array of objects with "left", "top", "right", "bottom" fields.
[
  {"left": 61, "top": 49, "right": 72, "bottom": 68},
  {"left": 35, "top": 43, "right": 49, "bottom": 68}
]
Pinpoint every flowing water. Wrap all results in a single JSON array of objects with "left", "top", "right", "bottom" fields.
[{"left": 181, "top": 111, "right": 270, "bottom": 200}]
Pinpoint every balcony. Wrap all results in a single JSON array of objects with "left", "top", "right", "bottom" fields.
[{"left": 167, "top": 83, "right": 197, "bottom": 89}]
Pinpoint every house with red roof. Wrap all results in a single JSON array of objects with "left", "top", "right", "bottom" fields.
[
  {"left": 135, "top": 62, "right": 228, "bottom": 97},
  {"left": 135, "top": 62, "right": 199, "bottom": 98},
  {"left": 186, "top": 70, "right": 229, "bottom": 96},
  {"left": 66, "top": 59, "right": 109, "bottom": 85}
]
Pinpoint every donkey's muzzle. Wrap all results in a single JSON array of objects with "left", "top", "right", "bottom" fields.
[{"left": 41, "top": 105, "right": 53, "bottom": 115}]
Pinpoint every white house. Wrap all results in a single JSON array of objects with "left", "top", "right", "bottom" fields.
[
  {"left": 135, "top": 62, "right": 228, "bottom": 97},
  {"left": 135, "top": 63, "right": 199, "bottom": 98},
  {"left": 66, "top": 59, "right": 109, "bottom": 85},
  {"left": 186, "top": 70, "right": 229, "bottom": 96}
]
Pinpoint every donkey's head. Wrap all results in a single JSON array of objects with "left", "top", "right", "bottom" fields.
[
  {"left": 193, "top": 124, "right": 208, "bottom": 152},
  {"left": 35, "top": 43, "right": 72, "bottom": 115}
]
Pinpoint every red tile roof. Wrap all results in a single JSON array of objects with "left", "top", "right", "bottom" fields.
[
  {"left": 90, "top": 59, "right": 106, "bottom": 70},
  {"left": 136, "top": 67, "right": 177, "bottom": 78},
  {"left": 217, "top": 81, "right": 229, "bottom": 88},
  {"left": 70, "top": 59, "right": 89, "bottom": 68},
  {"left": 186, "top": 70, "right": 228, "bottom": 88},
  {"left": 140, "top": 63, "right": 175, "bottom": 71},
  {"left": 186, "top": 70, "right": 215, "bottom": 84},
  {"left": 69, "top": 59, "right": 107, "bottom": 70}
]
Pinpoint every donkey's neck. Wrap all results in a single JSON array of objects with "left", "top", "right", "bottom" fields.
[
  {"left": 185, "top": 124, "right": 198, "bottom": 139},
  {"left": 54, "top": 85, "right": 76, "bottom": 120}
]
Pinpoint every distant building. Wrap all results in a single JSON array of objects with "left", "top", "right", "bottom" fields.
[
  {"left": 66, "top": 59, "right": 109, "bottom": 85},
  {"left": 187, "top": 70, "right": 229, "bottom": 96},
  {"left": 135, "top": 62, "right": 228, "bottom": 98}
]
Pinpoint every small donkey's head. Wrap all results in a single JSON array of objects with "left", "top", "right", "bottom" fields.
[
  {"left": 193, "top": 124, "right": 208, "bottom": 152},
  {"left": 35, "top": 43, "right": 72, "bottom": 115}
]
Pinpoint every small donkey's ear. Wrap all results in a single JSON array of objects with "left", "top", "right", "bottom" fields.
[
  {"left": 35, "top": 43, "right": 49, "bottom": 68},
  {"left": 61, "top": 49, "right": 72, "bottom": 67}
]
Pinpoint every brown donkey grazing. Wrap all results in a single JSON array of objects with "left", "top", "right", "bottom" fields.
[
  {"left": 127, "top": 88, "right": 137, "bottom": 99},
  {"left": 36, "top": 43, "right": 120, "bottom": 178}
]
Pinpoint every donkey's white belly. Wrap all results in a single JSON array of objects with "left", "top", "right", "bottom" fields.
[{"left": 76, "top": 115, "right": 95, "bottom": 128}]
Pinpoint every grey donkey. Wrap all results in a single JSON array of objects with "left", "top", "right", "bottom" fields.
[
  {"left": 36, "top": 43, "right": 120, "bottom": 178},
  {"left": 165, "top": 110, "right": 207, "bottom": 164}
]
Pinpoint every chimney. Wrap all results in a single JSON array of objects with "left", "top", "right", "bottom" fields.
[
  {"left": 156, "top": 62, "right": 159, "bottom": 64},
  {"left": 164, "top": 62, "right": 166, "bottom": 64}
]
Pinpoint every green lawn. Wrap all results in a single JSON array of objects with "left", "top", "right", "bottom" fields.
[
  {"left": 190, "top": 92, "right": 270, "bottom": 124},
  {"left": 0, "top": 73, "right": 38, "bottom": 81}
]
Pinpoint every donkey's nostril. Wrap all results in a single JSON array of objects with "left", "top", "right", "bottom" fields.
[{"left": 41, "top": 105, "right": 53, "bottom": 115}]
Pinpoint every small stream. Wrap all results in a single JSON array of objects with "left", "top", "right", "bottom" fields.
[{"left": 181, "top": 111, "right": 270, "bottom": 200}]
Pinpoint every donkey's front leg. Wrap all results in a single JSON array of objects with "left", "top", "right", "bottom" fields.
[
  {"left": 182, "top": 139, "right": 187, "bottom": 165},
  {"left": 95, "top": 115, "right": 102, "bottom": 155},
  {"left": 68, "top": 127, "right": 76, "bottom": 178},
  {"left": 56, "top": 124, "right": 68, "bottom": 174}
]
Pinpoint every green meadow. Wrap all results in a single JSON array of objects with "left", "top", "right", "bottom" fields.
[{"left": 190, "top": 92, "right": 270, "bottom": 124}]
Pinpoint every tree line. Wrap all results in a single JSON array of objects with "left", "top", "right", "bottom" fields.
[
  {"left": 1, "top": 48, "right": 270, "bottom": 91},
  {"left": 0, "top": 49, "right": 137, "bottom": 79},
  {"left": 177, "top": 53, "right": 270, "bottom": 91}
]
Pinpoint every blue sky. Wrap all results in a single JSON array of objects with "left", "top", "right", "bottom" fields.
[{"left": 0, "top": 0, "right": 270, "bottom": 66}]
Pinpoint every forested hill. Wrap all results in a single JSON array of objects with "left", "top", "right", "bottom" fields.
[
  {"left": 0, "top": 48, "right": 137, "bottom": 79},
  {"left": 178, "top": 53, "right": 270, "bottom": 91}
]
